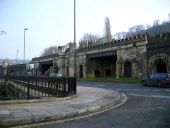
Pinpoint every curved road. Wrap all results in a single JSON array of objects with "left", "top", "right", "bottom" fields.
[{"left": 41, "top": 81, "right": 170, "bottom": 128}]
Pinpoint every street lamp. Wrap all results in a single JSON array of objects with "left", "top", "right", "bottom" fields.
[
  {"left": 74, "top": 0, "right": 76, "bottom": 45},
  {"left": 24, "top": 28, "right": 28, "bottom": 63},
  {"left": 74, "top": 0, "right": 76, "bottom": 77}
]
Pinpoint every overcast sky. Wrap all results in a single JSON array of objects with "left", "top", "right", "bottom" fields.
[{"left": 0, "top": 0, "right": 170, "bottom": 60}]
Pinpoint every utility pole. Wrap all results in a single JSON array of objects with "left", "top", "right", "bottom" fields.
[
  {"left": 74, "top": 0, "right": 76, "bottom": 77},
  {"left": 24, "top": 28, "right": 28, "bottom": 63}
]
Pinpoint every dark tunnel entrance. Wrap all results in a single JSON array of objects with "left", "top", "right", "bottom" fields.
[
  {"left": 156, "top": 60, "right": 167, "bottom": 73},
  {"left": 40, "top": 61, "right": 53, "bottom": 75},
  {"left": 87, "top": 50, "right": 117, "bottom": 78}
]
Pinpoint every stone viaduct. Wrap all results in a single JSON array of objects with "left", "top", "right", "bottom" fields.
[
  {"left": 1, "top": 33, "right": 169, "bottom": 78},
  {"left": 31, "top": 34, "right": 170, "bottom": 78}
]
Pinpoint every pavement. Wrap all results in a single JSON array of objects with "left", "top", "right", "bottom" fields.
[{"left": 0, "top": 86, "right": 127, "bottom": 128}]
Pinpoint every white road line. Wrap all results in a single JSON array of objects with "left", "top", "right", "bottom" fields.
[
  {"left": 152, "top": 89, "right": 160, "bottom": 92},
  {"left": 124, "top": 89, "right": 131, "bottom": 90},
  {"left": 133, "top": 89, "right": 140, "bottom": 91},
  {"left": 104, "top": 87, "right": 169, "bottom": 93},
  {"left": 165, "top": 90, "right": 170, "bottom": 92},
  {"left": 115, "top": 89, "right": 121, "bottom": 90},
  {"left": 156, "top": 106, "right": 165, "bottom": 109},
  {"left": 128, "top": 93, "right": 170, "bottom": 99},
  {"left": 143, "top": 89, "right": 151, "bottom": 91}
]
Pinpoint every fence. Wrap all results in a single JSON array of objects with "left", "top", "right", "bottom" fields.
[{"left": 0, "top": 75, "right": 76, "bottom": 100}]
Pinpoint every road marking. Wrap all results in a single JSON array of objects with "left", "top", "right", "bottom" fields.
[
  {"left": 156, "top": 107, "right": 165, "bottom": 109},
  {"left": 143, "top": 89, "right": 151, "bottom": 91},
  {"left": 128, "top": 93, "right": 170, "bottom": 99},
  {"left": 115, "top": 89, "right": 121, "bottom": 90},
  {"left": 133, "top": 89, "right": 140, "bottom": 91},
  {"left": 152, "top": 89, "right": 160, "bottom": 92},
  {"left": 116, "top": 88, "right": 162, "bottom": 92},
  {"left": 165, "top": 90, "right": 170, "bottom": 92},
  {"left": 124, "top": 89, "right": 131, "bottom": 90}
]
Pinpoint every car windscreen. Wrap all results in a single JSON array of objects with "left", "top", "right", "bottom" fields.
[{"left": 160, "top": 73, "right": 168, "bottom": 78}]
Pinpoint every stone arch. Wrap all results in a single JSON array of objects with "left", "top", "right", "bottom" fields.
[
  {"left": 124, "top": 61, "right": 132, "bottom": 77},
  {"left": 155, "top": 59, "right": 167, "bottom": 73},
  {"left": 149, "top": 54, "right": 169, "bottom": 74}
]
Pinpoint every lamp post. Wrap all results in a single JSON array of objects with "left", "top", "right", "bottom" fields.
[
  {"left": 24, "top": 28, "right": 28, "bottom": 63},
  {"left": 74, "top": 0, "right": 76, "bottom": 77}
]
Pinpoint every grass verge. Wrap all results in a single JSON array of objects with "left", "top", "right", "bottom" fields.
[{"left": 77, "top": 77, "right": 141, "bottom": 83}]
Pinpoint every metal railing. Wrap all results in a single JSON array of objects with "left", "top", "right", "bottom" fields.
[{"left": 0, "top": 75, "right": 76, "bottom": 100}]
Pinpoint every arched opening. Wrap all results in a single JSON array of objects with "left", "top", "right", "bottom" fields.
[
  {"left": 156, "top": 60, "right": 167, "bottom": 73},
  {"left": 79, "top": 65, "right": 83, "bottom": 78},
  {"left": 124, "top": 61, "right": 132, "bottom": 77}
]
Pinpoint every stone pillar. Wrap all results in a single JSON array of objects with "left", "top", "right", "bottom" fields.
[
  {"left": 132, "top": 62, "right": 138, "bottom": 77},
  {"left": 83, "top": 66, "right": 87, "bottom": 78},
  {"left": 116, "top": 62, "right": 121, "bottom": 78},
  {"left": 116, "top": 46, "right": 121, "bottom": 78},
  {"left": 121, "top": 63, "right": 124, "bottom": 76},
  {"left": 69, "top": 67, "right": 74, "bottom": 77}
]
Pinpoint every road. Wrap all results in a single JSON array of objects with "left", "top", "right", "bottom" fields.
[{"left": 41, "top": 81, "right": 170, "bottom": 128}]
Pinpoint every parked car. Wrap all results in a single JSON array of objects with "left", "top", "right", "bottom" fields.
[
  {"left": 141, "top": 73, "right": 170, "bottom": 87},
  {"left": 49, "top": 73, "right": 62, "bottom": 78}
]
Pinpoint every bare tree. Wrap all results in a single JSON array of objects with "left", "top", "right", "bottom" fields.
[
  {"left": 146, "top": 24, "right": 152, "bottom": 30},
  {"left": 127, "top": 24, "right": 145, "bottom": 37},
  {"left": 104, "top": 17, "right": 112, "bottom": 43},
  {"left": 153, "top": 19, "right": 160, "bottom": 26},
  {"left": 79, "top": 33, "right": 100, "bottom": 47},
  {"left": 128, "top": 25, "right": 145, "bottom": 33},
  {"left": 114, "top": 32, "right": 127, "bottom": 40},
  {"left": 41, "top": 46, "right": 58, "bottom": 56}
]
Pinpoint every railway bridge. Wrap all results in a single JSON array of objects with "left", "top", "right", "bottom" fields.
[{"left": 1, "top": 33, "right": 170, "bottom": 78}]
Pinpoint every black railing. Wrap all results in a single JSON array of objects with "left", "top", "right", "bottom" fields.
[{"left": 0, "top": 75, "right": 76, "bottom": 100}]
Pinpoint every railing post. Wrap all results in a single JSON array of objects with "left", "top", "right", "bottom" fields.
[
  {"left": 68, "top": 78, "right": 71, "bottom": 94},
  {"left": 63, "top": 77, "right": 66, "bottom": 94},
  {"left": 5, "top": 75, "right": 9, "bottom": 97},
  {"left": 74, "top": 78, "right": 77, "bottom": 94},
  {"left": 27, "top": 77, "right": 30, "bottom": 99},
  {"left": 0, "top": 75, "right": 76, "bottom": 99}
]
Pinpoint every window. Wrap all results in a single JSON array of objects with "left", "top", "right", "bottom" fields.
[{"left": 160, "top": 73, "right": 167, "bottom": 78}]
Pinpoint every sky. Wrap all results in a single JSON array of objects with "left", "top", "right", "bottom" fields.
[{"left": 0, "top": 0, "right": 170, "bottom": 60}]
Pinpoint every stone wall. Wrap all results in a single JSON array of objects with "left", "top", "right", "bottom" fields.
[
  {"left": 31, "top": 34, "right": 170, "bottom": 78},
  {"left": 116, "top": 39, "right": 148, "bottom": 78}
]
